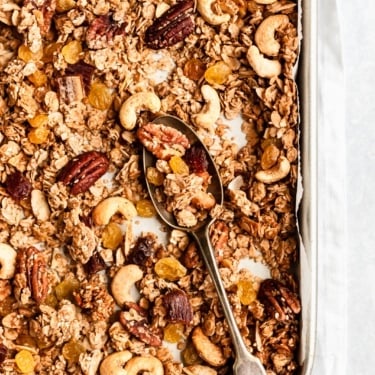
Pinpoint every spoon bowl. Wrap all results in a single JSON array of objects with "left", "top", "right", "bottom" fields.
[{"left": 142, "top": 115, "right": 267, "bottom": 375}]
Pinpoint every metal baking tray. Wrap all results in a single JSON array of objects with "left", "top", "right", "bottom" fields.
[{"left": 297, "top": 0, "right": 317, "bottom": 373}]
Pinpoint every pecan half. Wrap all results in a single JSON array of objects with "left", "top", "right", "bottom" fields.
[
  {"left": 86, "top": 15, "right": 126, "bottom": 50},
  {"left": 5, "top": 170, "right": 32, "bottom": 202},
  {"left": 163, "top": 289, "right": 193, "bottom": 324},
  {"left": 16, "top": 247, "right": 48, "bottom": 304},
  {"left": 137, "top": 123, "right": 190, "bottom": 160},
  {"left": 258, "top": 279, "right": 301, "bottom": 321},
  {"left": 144, "top": 0, "right": 195, "bottom": 49},
  {"left": 57, "top": 151, "right": 109, "bottom": 195},
  {"left": 119, "top": 305, "right": 162, "bottom": 347}
]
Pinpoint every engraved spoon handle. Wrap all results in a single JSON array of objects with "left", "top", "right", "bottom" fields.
[{"left": 193, "top": 224, "right": 267, "bottom": 375}]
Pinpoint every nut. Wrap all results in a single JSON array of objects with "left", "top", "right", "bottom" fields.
[
  {"left": 0, "top": 243, "right": 17, "bottom": 279},
  {"left": 246, "top": 45, "right": 281, "bottom": 78},
  {"left": 184, "top": 365, "right": 217, "bottom": 375},
  {"left": 197, "top": 0, "right": 231, "bottom": 25},
  {"left": 100, "top": 350, "right": 133, "bottom": 375},
  {"left": 119, "top": 92, "right": 161, "bottom": 130},
  {"left": 92, "top": 197, "right": 137, "bottom": 226},
  {"left": 163, "top": 289, "right": 193, "bottom": 324},
  {"left": 191, "top": 326, "right": 227, "bottom": 367},
  {"left": 24, "top": 0, "right": 56, "bottom": 36},
  {"left": 192, "top": 85, "right": 221, "bottom": 132},
  {"left": 16, "top": 247, "right": 48, "bottom": 304},
  {"left": 31, "top": 189, "right": 51, "bottom": 221},
  {"left": 255, "top": 156, "right": 290, "bottom": 183},
  {"left": 144, "top": 0, "right": 195, "bottom": 49},
  {"left": 260, "top": 143, "right": 280, "bottom": 170},
  {"left": 254, "top": 0, "right": 278, "bottom": 4},
  {"left": 258, "top": 279, "right": 301, "bottom": 321},
  {"left": 255, "top": 15, "right": 289, "bottom": 56},
  {"left": 124, "top": 356, "right": 164, "bottom": 375},
  {"left": 57, "top": 151, "right": 109, "bottom": 195},
  {"left": 137, "top": 122, "right": 190, "bottom": 160},
  {"left": 111, "top": 264, "right": 143, "bottom": 306}
]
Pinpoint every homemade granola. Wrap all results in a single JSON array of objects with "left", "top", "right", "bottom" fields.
[{"left": 0, "top": 0, "right": 301, "bottom": 374}]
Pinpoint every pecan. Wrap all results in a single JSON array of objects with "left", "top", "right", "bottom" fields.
[
  {"left": 163, "top": 289, "right": 193, "bottom": 324},
  {"left": 86, "top": 15, "right": 126, "bottom": 50},
  {"left": 137, "top": 123, "right": 190, "bottom": 160},
  {"left": 144, "top": 0, "right": 195, "bottom": 49},
  {"left": 119, "top": 306, "right": 162, "bottom": 347},
  {"left": 57, "top": 151, "right": 109, "bottom": 195},
  {"left": 24, "top": 0, "right": 56, "bottom": 35},
  {"left": 5, "top": 170, "right": 32, "bottom": 202},
  {"left": 56, "top": 75, "right": 85, "bottom": 104},
  {"left": 16, "top": 247, "right": 48, "bottom": 304},
  {"left": 65, "top": 61, "right": 95, "bottom": 93},
  {"left": 258, "top": 279, "right": 301, "bottom": 321}
]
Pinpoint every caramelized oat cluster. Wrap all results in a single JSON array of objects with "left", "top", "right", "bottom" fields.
[{"left": 0, "top": 0, "right": 301, "bottom": 374}]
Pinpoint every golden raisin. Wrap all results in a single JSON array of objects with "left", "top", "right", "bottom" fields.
[
  {"left": 62, "top": 340, "right": 85, "bottom": 364},
  {"left": 169, "top": 156, "right": 189, "bottom": 175},
  {"left": 28, "top": 69, "right": 48, "bottom": 87},
  {"left": 102, "top": 222, "right": 123, "bottom": 250},
  {"left": 55, "top": 278, "right": 80, "bottom": 301},
  {"left": 61, "top": 40, "right": 82, "bottom": 64},
  {"left": 146, "top": 167, "right": 164, "bottom": 186},
  {"left": 204, "top": 61, "right": 231, "bottom": 85},
  {"left": 56, "top": 0, "right": 76, "bottom": 12},
  {"left": 155, "top": 257, "right": 187, "bottom": 281},
  {"left": 183, "top": 58, "right": 206, "bottom": 81},
  {"left": 88, "top": 82, "right": 113, "bottom": 110},
  {"left": 136, "top": 199, "right": 156, "bottom": 218},
  {"left": 28, "top": 114, "right": 48, "bottom": 128},
  {"left": 15, "top": 350, "right": 36, "bottom": 374},
  {"left": 28, "top": 126, "right": 49, "bottom": 144},
  {"left": 163, "top": 323, "right": 184, "bottom": 343},
  {"left": 18, "top": 45, "right": 43, "bottom": 62},
  {"left": 237, "top": 279, "right": 257, "bottom": 305}
]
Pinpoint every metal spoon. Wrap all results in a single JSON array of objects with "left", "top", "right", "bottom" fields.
[{"left": 142, "top": 115, "right": 267, "bottom": 375}]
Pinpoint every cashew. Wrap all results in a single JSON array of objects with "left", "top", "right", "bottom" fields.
[
  {"left": 255, "top": 15, "right": 289, "bottom": 56},
  {"left": 246, "top": 45, "right": 281, "bottom": 78},
  {"left": 192, "top": 85, "right": 221, "bottom": 132},
  {"left": 100, "top": 350, "right": 132, "bottom": 375},
  {"left": 254, "top": 0, "right": 278, "bottom": 4},
  {"left": 197, "top": 0, "right": 230, "bottom": 26},
  {"left": 124, "top": 356, "right": 164, "bottom": 375},
  {"left": 191, "top": 327, "right": 226, "bottom": 367},
  {"left": 0, "top": 243, "right": 17, "bottom": 279},
  {"left": 111, "top": 264, "right": 143, "bottom": 306},
  {"left": 119, "top": 92, "right": 161, "bottom": 130},
  {"left": 92, "top": 197, "right": 137, "bottom": 226},
  {"left": 184, "top": 365, "right": 217, "bottom": 375},
  {"left": 255, "top": 156, "right": 291, "bottom": 184},
  {"left": 31, "top": 189, "right": 51, "bottom": 221}
]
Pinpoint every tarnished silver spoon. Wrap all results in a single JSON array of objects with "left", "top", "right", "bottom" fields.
[{"left": 142, "top": 115, "right": 267, "bottom": 375}]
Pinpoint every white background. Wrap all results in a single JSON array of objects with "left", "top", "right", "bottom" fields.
[{"left": 313, "top": 0, "right": 375, "bottom": 374}]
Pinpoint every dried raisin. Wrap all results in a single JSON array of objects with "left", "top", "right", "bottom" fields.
[
  {"left": 184, "top": 144, "right": 209, "bottom": 173},
  {"left": 5, "top": 171, "right": 32, "bottom": 201}
]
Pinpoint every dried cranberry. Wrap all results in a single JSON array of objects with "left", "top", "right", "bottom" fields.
[
  {"left": 0, "top": 344, "right": 7, "bottom": 364},
  {"left": 127, "top": 236, "right": 154, "bottom": 266},
  {"left": 183, "top": 144, "right": 209, "bottom": 173},
  {"left": 5, "top": 171, "right": 32, "bottom": 201},
  {"left": 85, "top": 252, "right": 106, "bottom": 275},
  {"left": 163, "top": 289, "right": 193, "bottom": 324}
]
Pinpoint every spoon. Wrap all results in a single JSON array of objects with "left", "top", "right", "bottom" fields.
[{"left": 142, "top": 115, "right": 267, "bottom": 375}]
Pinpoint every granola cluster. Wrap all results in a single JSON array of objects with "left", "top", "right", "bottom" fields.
[{"left": 0, "top": 0, "right": 301, "bottom": 374}]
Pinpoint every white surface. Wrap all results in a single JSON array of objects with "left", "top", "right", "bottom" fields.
[{"left": 313, "top": 0, "right": 375, "bottom": 374}]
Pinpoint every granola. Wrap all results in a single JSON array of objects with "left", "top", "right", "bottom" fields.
[{"left": 0, "top": 0, "right": 301, "bottom": 374}]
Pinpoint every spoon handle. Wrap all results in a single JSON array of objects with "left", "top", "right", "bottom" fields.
[{"left": 193, "top": 223, "right": 267, "bottom": 375}]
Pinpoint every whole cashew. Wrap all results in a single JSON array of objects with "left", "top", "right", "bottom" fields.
[
  {"left": 254, "top": 0, "right": 278, "bottom": 4},
  {"left": 124, "top": 356, "right": 164, "bottom": 375},
  {"left": 192, "top": 85, "right": 221, "bottom": 132},
  {"left": 255, "top": 14, "right": 289, "bottom": 56},
  {"left": 184, "top": 365, "right": 217, "bottom": 375},
  {"left": 111, "top": 264, "right": 143, "bottom": 306},
  {"left": 92, "top": 197, "right": 137, "bottom": 226},
  {"left": 31, "top": 189, "right": 51, "bottom": 221},
  {"left": 100, "top": 350, "right": 133, "bottom": 375},
  {"left": 191, "top": 326, "right": 226, "bottom": 367},
  {"left": 197, "top": 0, "right": 231, "bottom": 26},
  {"left": 255, "top": 156, "right": 291, "bottom": 183},
  {"left": 0, "top": 243, "right": 17, "bottom": 279},
  {"left": 246, "top": 45, "right": 281, "bottom": 78},
  {"left": 119, "top": 92, "right": 161, "bottom": 130}
]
